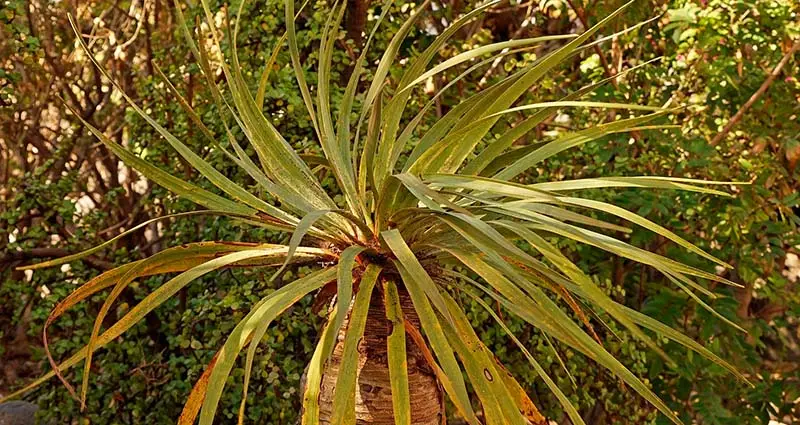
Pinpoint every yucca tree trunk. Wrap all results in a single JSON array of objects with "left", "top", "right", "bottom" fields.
[{"left": 316, "top": 286, "right": 443, "bottom": 424}]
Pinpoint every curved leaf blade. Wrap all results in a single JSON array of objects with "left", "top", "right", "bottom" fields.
[{"left": 330, "top": 264, "right": 380, "bottom": 424}]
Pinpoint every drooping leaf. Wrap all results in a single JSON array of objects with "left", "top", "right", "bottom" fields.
[
  {"left": 383, "top": 229, "right": 453, "bottom": 323},
  {"left": 495, "top": 111, "right": 673, "bottom": 180},
  {"left": 199, "top": 267, "right": 337, "bottom": 425},
  {"left": 394, "top": 262, "right": 479, "bottom": 424},
  {"left": 383, "top": 279, "right": 411, "bottom": 425},
  {"left": 330, "top": 264, "right": 380, "bottom": 424},
  {"left": 455, "top": 281, "right": 585, "bottom": 425},
  {"left": 440, "top": 293, "right": 527, "bottom": 425},
  {"left": 8, "top": 248, "right": 319, "bottom": 405},
  {"left": 301, "top": 308, "right": 339, "bottom": 425},
  {"left": 62, "top": 100, "right": 255, "bottom": 216}
]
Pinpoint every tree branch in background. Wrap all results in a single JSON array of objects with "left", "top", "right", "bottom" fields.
[
  {"left": 710, "top": 40, "right": 799, "bottom": 146},
  {"left": 565, "top": 0, "right": 619, "bottom": 87},
  {"left": 345, "top": 0, "right": 367, "bottom": 48},
  {"left": 0, "top": 248, "right": 113, "bottom": 271}
]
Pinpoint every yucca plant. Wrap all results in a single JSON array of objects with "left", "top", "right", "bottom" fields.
[{"left": 2, "top": 1, "right": 749, "bottom": 424}]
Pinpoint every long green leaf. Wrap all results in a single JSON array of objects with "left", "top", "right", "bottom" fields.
[
  {"left": 335, "top": 246, "right": 367, "bottom": 347},
  {"left": 383, "top": 279, "right": 410, "bottom": 425},
  {"left": 395, "top": 173, "right": 471, "bottom": 214},
  {"left": 301, "top": 308, "right": 339, "bottom": 425},
  {"left": 70, "top": 15, "right": 280, "bottom": 218},
  {"left": 531, "top": 176, "right": 738, "bottom": 195},
  {"left": 400, "top": 35, "right": 576, "bottom": 91},
  {"left": 397, "top": 47, "right": 536, "bottom": 174},
  {"left": 62, "top": 101, "right": 254, "bottom": 216},
  {"left": 434, "top": 216, "right": 687, "bottom": 425},
  {"left": 484, "top": 101, "right": 665, "bottom": 119},
  {"left": 509, "top": 264, "right": 685, "bottom": 424},
  {"left": 358, "top": 0, "right": 431, "bottom": 133},
  {"left": 404, "top": 81, "right": 497, "bottom": 170},
  {"left": 455, "top": 279, "right": 586, "bottom": 425},
  {"left": 425, "top": 174, "right": 558, "bottom": 203},
  {"left": 330, "top": 264, "right": 380, "bottom": 424},
  {"left": 152, "top": 64, "right": 306, "bottom": 226},
  {"left": 36, "top": 242, "right": 272, "bottom": 401},
  {"left": 465, "top": 56, "right": 665, "bottom": 176},
  {"left": 375, "top": 1, "right": 503, "bottom": 187},
  {"left": 519, "top": 216, "right": 739, "bottom": 288},
  {"left": 440, "top": 293, "right": 527, "bottom": 425},
  {"left": 358, "top": 92, "right": 382, "bottom": 213},
  {"left": 511, "top": 217, "right": 745, "bottom": 332},
  {"left": 315, "top": 0, "right": 363, "bottom": 216},
  {"left": 284, "top": 0, "right": 320, "bottom": 138},
  {"left": 173, "top": 2, "right": 313, "bottom": 218},
  {"left": 4, "top": 248, "right": 309, "bottom": 405},
  {"left": 256, "top": 32, "right": 287, "bottom": 110},
  {"left": 19, "top": 211, "right": 253, "bottom": 271},
  {"left": 383, "top": 229, "right": 452, "bottom": 324},
  {"left": 493, "top": 220, "right": 673, "bottom": 364},
  {"left": 200, "top": 267, "right": 337, "bottom": 425},
  {"left": 81, "top": 243, "right": 250, "bottom": 407},
  {"left": 255, "top": 0, "right": 311, "bottom": 109},
  {"left": 415, "top": 1, "right": 637, "bottom": 175},
  {"left": 555, "top": 196, "right": 729, "bottom": 267},
  {"left": 394, "top": 262, "right": 478, "bottom": 424},
  {"left": 406, "top": 69, "right": 526, "bottom": 175},
  {"left": 238, "top": 270, "right": 335, "bottom": 424},
  {"left": 511, "top": 202, "right": 632, "bottom": 233},
  {"left": 198, "top": 0, "right": 337, "bottom": 214},
  {"left": 495, "top": 111, "right": 672, "bottom": 180}
]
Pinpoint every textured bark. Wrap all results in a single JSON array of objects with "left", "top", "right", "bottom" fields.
[
  {"left": 317, "top": 286, "right": 443, "bottom": 424},
  {"left": 344, "top": 0, "right": 367, "bottom": 47}
]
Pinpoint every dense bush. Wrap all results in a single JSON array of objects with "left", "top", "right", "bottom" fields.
[{"left": 1, "top": 0, "right": 797, "bottom": 423}]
